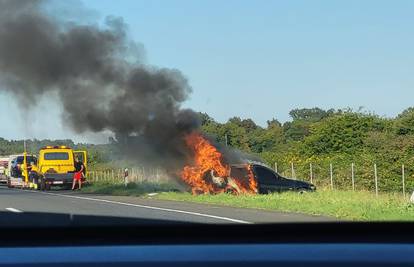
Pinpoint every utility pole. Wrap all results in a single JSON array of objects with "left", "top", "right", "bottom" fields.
[{"left": 225, "top": 134, "right": 228, "bottom": 147}]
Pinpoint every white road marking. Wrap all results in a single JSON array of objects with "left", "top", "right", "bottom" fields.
[
  {"left": 5, "top": 207, "right": 22, "bottom": 213},
  {"left": 34, "top": 191, "right": 252, "bottom": 224}
]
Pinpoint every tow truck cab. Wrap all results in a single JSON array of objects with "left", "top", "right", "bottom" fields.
[{"left": 38, "top": 146, "right": 87, "bottom": 190}]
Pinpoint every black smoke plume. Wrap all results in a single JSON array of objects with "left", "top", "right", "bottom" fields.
[{"left": 0, "top": 0, "right": 199, "bottom": 170}]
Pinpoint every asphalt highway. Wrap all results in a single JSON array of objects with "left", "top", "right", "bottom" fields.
[{"left": 0, "top": 186, "right": 334, "bottom": 225}]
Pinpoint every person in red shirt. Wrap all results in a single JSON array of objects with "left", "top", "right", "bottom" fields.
[{"left": 72, "top": 157, "right": 84, "bottom": 190}]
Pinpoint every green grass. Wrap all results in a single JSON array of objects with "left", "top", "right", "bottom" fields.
[
  {"left": 82, "top": 182, "right": 414, "bottom": 221},
  {"left": 156, "top": 190, "right": 414, "bottom": 221}
]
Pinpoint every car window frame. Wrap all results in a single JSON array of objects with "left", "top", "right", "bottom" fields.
[{"left": 253, "top": 165, "right": 280, "bottom": 185}]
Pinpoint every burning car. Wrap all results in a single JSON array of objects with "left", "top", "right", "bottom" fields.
[
  {"left": 180, "top": 132, "right": 315, "bottom": 195},
  {"left": 201, "top": 163, "right": 315, "bottom": 194},
  {"left": 231, "top": 164, "right": 316, "bottom": 194}
]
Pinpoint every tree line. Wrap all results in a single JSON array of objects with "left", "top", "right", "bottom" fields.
[
  {"left": 200, "top": 107, "right": 414, "bottom": 192},
  {"left": 2, "top": 107, "right": 414, "bottom": 191}
]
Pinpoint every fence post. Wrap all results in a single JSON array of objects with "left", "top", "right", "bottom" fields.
[
  {"left": 402, "top": 164, "right": 406, "bottom": 198},
  {"left": 274, "top": 162, "right": 278, "bottom": 173},
  {"left": 137, "top": 167, "right": 142, "bottom": 183},
  {"left": 112, "top": 169, "right": 114, "bottom": 183},
  {"left": 374, "top": 163, "right": 378, "bottom": 197},
  {"left": 134, "top": 168, "right": 137, "bottom": 182},
  {"left": 351, "top": 163, "right": 355, "bottom": 191},
  {"left": 309, "top": 163, "right": 313, "bottom": 184},
  {"left": 330, "top": 163, "right": 333, "bottom": 190},
  {"left": 291, "top": 162, "right": 296, "bottom": 179}
]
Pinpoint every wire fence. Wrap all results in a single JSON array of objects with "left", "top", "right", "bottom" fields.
[
  {"left": 86, "top": 161, "right": 413, "bottom": 198},
  {"left": 275, "top": 161, "right": 412, "bottom": 198},
  {"left": 86, "top": 167, "right": 170, "bottom": 185}
]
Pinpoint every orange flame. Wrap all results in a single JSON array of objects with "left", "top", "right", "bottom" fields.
[
  {"left": 181, "top": 132, "right": 258, "bottom": 195},
  {"left": 247, "top": 164, "right": 258, "bottom": 192}
]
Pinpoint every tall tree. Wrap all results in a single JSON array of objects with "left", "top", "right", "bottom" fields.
[{"left": 394, "top": 107, "right": 414, "bottom": 135}]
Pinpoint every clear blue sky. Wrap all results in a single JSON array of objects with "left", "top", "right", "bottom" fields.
[{"left": 1, "top": 0, "right": 414, "bottom": 142}]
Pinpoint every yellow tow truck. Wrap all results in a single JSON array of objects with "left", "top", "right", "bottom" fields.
[{"left": 33, "top": 146, "right": 87, "bottom": 190}]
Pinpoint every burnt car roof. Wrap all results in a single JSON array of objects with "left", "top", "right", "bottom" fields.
[{"left": 230, "top": 162, "right": 271, "bottom": 169}]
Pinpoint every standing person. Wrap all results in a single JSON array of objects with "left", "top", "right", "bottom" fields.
[
  {"left": 72, "top": 157, "right": 84, "bottom": 190},
  {"left": 28, "top": 162, "right": 38, "bottom": 189},
  {"left": 21, "top": 162, "right": 32, "bottom": 188},
  {"left": 124, "top": 168, "right": 129, "bottom": 187}
]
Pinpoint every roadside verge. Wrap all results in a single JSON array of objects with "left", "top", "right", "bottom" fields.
[{"left": 81, "top": 182, "right": 414, "bottom": 221}]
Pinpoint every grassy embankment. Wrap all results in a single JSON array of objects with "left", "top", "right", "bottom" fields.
[{"left": 82, "top": 181, "right": 414, "bottom": 221}]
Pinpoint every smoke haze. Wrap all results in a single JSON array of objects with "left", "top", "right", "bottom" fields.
[{"left": 0, "top": 0, "right": 199, "bottom": 169}]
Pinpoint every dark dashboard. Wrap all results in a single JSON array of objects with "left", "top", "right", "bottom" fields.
[{"left": 0, "top": 214, "right": 413, "bottom": 266}]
